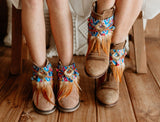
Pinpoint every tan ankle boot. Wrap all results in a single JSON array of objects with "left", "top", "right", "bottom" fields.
[
  {"left": 96, "top": 72, "right": 119, "bottom": 107},
  {"left": 96, "top": 41, "right": 126, "bottom": 107},
  {"left": 85, "top": 1, "right": 115, "bottom": 78},
  {"left": 56, "top": 60, "right": 81, "bottom": 112},
  {"left": 32, "top": 60, "right": 56, "bottom": 114}
]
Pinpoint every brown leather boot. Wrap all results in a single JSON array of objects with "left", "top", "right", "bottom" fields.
[
  {"left": 85, "top": 1, "right": 115, "bottom": 78},
  {"left": 32, "top": 59, "right": 56, "bottom": 114},
  {"left": 96, "top": 41, "right": 127, "bottom": 107},
  {"left": 56, "top": 60, "right": 81, "bottom": 112}
]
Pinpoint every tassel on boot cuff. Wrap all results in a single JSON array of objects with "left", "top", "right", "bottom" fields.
[
  {"left": 109, "top": 41, "right": 127, "bottom": 82},
  {"left": 31, "top": 59, "right": 55, "bottom": 105},
  {"left": 87, "top": 2, "right": 115, "bottom": 56},
  {"left": 56, "top": 60, "right": 81, "bottom": 102}
]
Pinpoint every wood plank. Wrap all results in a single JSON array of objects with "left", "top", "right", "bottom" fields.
[
  {"left": 124, "top": 68, "right": 160, "bottom": 122},
  {"left": 0, "top": 73, "right": 29, "bottom": 122},
  {"left": 19, "top": 103, "right": 59, "bottom": 122},
  {"left": 133, "top": 18, "right": 147, "bottom": 73},
  {"left": 58, "top": 56, "right": 96, "bottom": 122},
  {"left": 96, "top": 76, "right": 136, "bottom": 122},
  {"left": 10, "top": 6, "right": 22, "bottom": 75},
  {"left": 146, "top": 39, "right": 160, "bottom": 87}
]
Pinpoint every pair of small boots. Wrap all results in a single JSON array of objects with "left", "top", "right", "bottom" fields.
[
  {"left": 31, "top": 59, "right": 80, "bottom": 114},
  {"left": 85, "top": 2, "right": 127, "bottom": 107}
]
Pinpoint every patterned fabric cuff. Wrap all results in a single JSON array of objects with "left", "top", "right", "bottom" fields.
[
  {"left": 31, "top": 60, "right": 53, "bottom": 82},
  {"left": 110, "top": 48, "right": 127, "bottom": 66},
  {"left": 56, "top": 63, "right": 79, "bottom": 82},
  {"left": 88, "top": 15, "right": 115, "bottom": 37}
]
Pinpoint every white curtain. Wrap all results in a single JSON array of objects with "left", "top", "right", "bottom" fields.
[{"left": 142, "top": 0, "right": 160, "bottom": 19}]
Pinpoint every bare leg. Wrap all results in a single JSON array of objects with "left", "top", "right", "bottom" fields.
[
  {"left": 46, "top": 0, "right": 73, "bottom": 66},
  {"left": 97, "top": 0, "right": 143, "bottom": 44},
  {"left": 112, "top": 0, "right": 143, "bottom": 44},
  {"left": 22, "top": 0, "right": 56, "bottom": 113},
  {"left": 21, "top": 0, "right": 46, "bottom": 67}
]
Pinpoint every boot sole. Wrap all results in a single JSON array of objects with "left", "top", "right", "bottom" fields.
[
  {"left": 84, "top": 67, "right": 106, "bottom": 79},
  {"left": 97, "top": 99, "right": 118, "bottom": 108},
  {"left": 33, "top": 102, "right": 56, "bottom": 115},
  {"left": 58, "top": 102, "right": 80, "bottom": 112}
]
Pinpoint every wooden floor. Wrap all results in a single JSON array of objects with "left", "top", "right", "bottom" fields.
[{"left": 0, "top": 38, "right": 160, "bottom": 122}]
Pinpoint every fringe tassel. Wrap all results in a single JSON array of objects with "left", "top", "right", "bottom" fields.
[
  {"left": 41, "top": 84, "right": 55, "bottom": 105},
  {"left": 87, "top": 35, "right": 96, "bottom": 56},
  {"left": 110, "top": 63, "right": 125, "bottom": 82},
  {"left": 32, "top": 80, "right": 55, "bottom": 105},
  {"left": 102, "top": 34, "right": 112, "bottom": 57},
  {"left": 57, "top": 82, "right": 73, "bottom": 102},
  {"left": 87, "top": 33, "right": 112, "bottom": 56},
  {"left": 95, "top": 37, "right": 101, "bottom": 55},
  {"left": 57, "top": 76, "right": 81, "bottom": 102},
  {"left": 74, "top": 77, "right": 81, "bottom": 92}
]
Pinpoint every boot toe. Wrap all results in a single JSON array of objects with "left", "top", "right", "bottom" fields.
[
  {"left": 96, "top": 89, "right": 119, "bottom": 105},
  {"left": 85, "top": 60, "right": 108, "bottom": 77},
  {"left": 58, "top": 97, "right": 79, "bottom": 109},
  {"left": 58, "top": 84, "right": 80, "bottom": 110},
  {"left": 33, "top": 91, "right": 55, "bottom": 111}
]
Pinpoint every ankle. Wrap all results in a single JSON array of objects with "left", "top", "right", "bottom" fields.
[
  {"left": 111, "top": 41, "right": 126, "bottom": 50},
  {"left": 33, "top": 59, "right": 47, "bottom": 68},
  {"left": 59, "top": 58, "right": 73, "bottom": 66},
  {"left": 111, "top": 38, "right": 126, "bottom": 45},
  {"left": 97, "top": 0, "right": 115, "bottom": 14}
]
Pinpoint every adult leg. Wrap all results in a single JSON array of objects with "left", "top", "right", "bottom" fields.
[
  {"left": 112, "top": 0, "right": 143, "bottom": 44},
  {"left": 96, "top": 0, "right": 143, "bottom": 107},
  {"left": 46, "top": 0, "right": 73, "bottom": 66},
  {"left": 97, "top": 0, "right": 115, "bottom": 14},
  {"left": 85, "top": 0, "right": 115, "bottom": 78},
  {"left": 97, "top": 0, "right": 143, "bottom": 44}
]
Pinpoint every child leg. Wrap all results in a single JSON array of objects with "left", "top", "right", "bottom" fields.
[
  {"left": 47, "top": 0, "right": 73, "bottom": 66},
  {"left": 96, "top": 0, "right": 143, "bottom": 106},
  {"left": 21, "top": 0, "right": 46, "bottom": 67},
  {"left": 46, "top": 0, "right": 80, "bottom": 112},
  {"left": 21, "top": 0, "right": 56, "bottom": 114}
]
